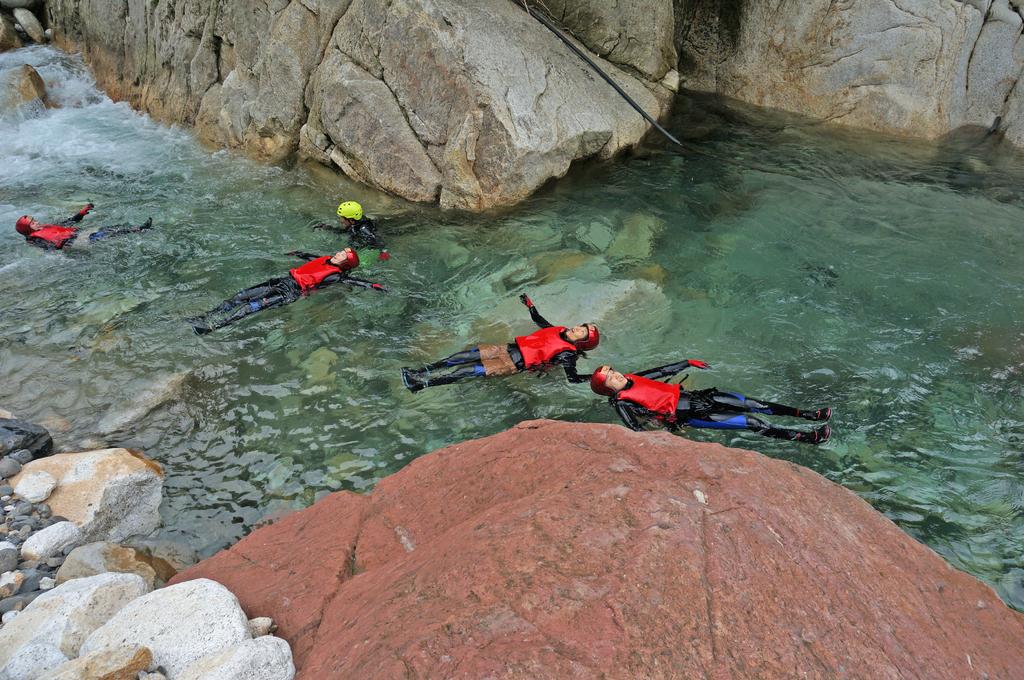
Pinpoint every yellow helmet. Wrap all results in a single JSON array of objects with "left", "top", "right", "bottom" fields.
[{"left": 336, "top": 201, "right": 363, "bottom": 221}]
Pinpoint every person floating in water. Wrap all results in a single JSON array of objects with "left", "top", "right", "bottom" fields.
[
  {"left": 591, "top": 362, "right": 832, "bottom": 444},
  {"left": 15, "top": 204, "right": 153, "bottom": 250},
  {"left": 189, "top": 248, "right": 385, "bottom": 335},
  {"left": 402, "top": 293, "right": 599, "bottom": 392},
  {"left": 313, "top": 200, "right": 390, "bottom": 261}
]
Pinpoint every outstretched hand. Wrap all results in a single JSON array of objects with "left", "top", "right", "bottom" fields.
[
  {"left": 688, "top": 359, "right": 710, "bottom": 370},
  {"left": 519, "top": 293, "right": 534, "bottom": 308}
]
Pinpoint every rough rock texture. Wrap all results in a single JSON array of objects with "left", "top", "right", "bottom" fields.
[
  {"left": 38, "top": 645, "right": 154, "bottom": 680},
  {"left": 677, "top": 0, "right": 1024, "bottom": 144},
  {"left": 81, "top": 578, "right": 252, "bottom": 677},
  {"left": 0, "top": 12, "right": 23, "bottom": 51},
  {"left": 0, "top": 573, "right": 149, "bottom": 677},
  {"left": 178, "top": 636, "right": 294, "bottom": 680},
  {"left": 56, "top": 541, "right": 167, "bottom": 589},
  {"left": 172, "top": 420, "right": 1024, "bottom": 678},
  {"left": 11, "top": 448, "right": 164, "bottom": 544},
  {"left": 46, "top": 0, "right": 672, "bottom": 210}
]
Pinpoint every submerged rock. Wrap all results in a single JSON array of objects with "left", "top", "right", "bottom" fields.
[
  {"left": 172, "top": 420, "right": 1024, "bottom": 677},
  {"left": 11, "top": 448, "right": 163, "bottom": 544},
  {"left": 95, "top": 372, "right": 188, "bottom": 435}
]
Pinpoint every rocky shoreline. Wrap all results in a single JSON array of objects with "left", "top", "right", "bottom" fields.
[{"left": 0, "top": 412, "right": 296, "bottom": 680}]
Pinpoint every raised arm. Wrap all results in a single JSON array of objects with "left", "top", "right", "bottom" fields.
[
  {"left": 635, "top": 359, "right": 710, "bottom": 380},
  {"left": 519, "top": 293, "right": 552, "bottom": 328},
  {"left": 57, "top": 203, "right": 94, "bottom": 226}
]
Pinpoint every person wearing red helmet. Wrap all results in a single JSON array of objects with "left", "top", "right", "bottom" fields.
[
  {"left": 401, "top": 293, "right": 599, "bottom": 392},
  {"left": 15, "top": 203, "right": 152, "bottom": 250},
  {"left": 591, "top": 363, "right": 832, "bottom": 444},
  {"left": 189, "top": 248, "right": 386, "bottom": 335}
]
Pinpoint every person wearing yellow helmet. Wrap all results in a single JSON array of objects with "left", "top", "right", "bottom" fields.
[{"left": 313, "top": 200, "right": 390, "bottom": 260}]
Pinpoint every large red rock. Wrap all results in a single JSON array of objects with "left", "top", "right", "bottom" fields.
[{"left": 171, "top": 420, "right": 1024, "bottom": 678}]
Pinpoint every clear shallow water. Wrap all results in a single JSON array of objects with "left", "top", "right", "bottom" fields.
[{"left": 2, "top": 48, "right": 1023, "bottom": 607}]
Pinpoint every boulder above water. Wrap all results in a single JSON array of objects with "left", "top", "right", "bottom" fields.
[
  {"left": 11, "top": 7, "right": 43, "bottom": 43},
  {"left": 171, "top": 420, "right": 1024, "bottom": 678},
  {"left": 0, "top": 418, "right": 52, "bottom": 460},
  {"left": 0, "top": 13, "right": 23, "bottom": 52},
  {"left": 81, "top": 578, "right": 252, "bottom": 677},
  {"left": 10, "top": 448, "right": 164, "bottom": 544}
]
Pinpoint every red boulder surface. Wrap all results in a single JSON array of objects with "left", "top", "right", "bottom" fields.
[{"left": 171, "top": 420, "right": 1024, "bottom": 678}]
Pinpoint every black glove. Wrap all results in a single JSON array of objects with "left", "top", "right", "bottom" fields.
[{"left": 519, "top": 293, "right": 534, "bottom": 307}]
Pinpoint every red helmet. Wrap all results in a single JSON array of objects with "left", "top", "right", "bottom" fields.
[
  {"left": 590, "top": 366, "right": 616, "bottom": 396},
  {"left": 574, "top": 323, "right": 600, "bottom": 351},
  {"left": 337, "top": 248, "right": 359, "bottom": 270},
  {"left": 15, "top": 216, "right": 33, "bottom": 236}
]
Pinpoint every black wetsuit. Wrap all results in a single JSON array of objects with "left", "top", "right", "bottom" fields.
[
  {"left": 24, "top": 206, "right": 152, "bottom": 250},
  {"left": 610, "top": 361, "right": 832, "bottom": 444},
  {"left": 190, "top": 251, "right": 384, "bottom": 334},
  {"left": 314, "top": 217, "right": 384, "bottom": 249},
  {"left": 403, "top": 301, "right": 589, "bottom": 390}
]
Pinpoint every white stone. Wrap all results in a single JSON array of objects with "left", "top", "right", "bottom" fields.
[
  {"left": 11, "top": 449, "right": 163, "bottom": 544},
  {"left": 1, "top": 610, "right": 18, "bottom": 624},
  {"left": 39, "top": 576, "right": 55, "bottom": 590},
  {"left": 11, "top": 8, "right": 43, "bottom": 43},
  {"left": 0, "top": 573, "right": 148, "bottom": 677},
  {"left": 21, "top": 522, "right": 82, "bottom": 561},
  {"left": 178, "top": 636, "right": 295, "bottom": 680},
  {"left": 247, "top": 617, "right": 275, "bottom": 638},
  {"left": 0, "top": 570, "right": 24, "bottom": 598},
  {"left": 14, "top": 470, "right": 57, "bottom": 503},
  {"left": 1, "top": 642, "right": 68, "bottom": 680},
  {"left": 81, "top": 579, "right": 251, "bottom": 677}
]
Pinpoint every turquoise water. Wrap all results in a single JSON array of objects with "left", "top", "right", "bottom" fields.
[{"left": 2, "top": 47, "right": 1023, "bottom": 608}]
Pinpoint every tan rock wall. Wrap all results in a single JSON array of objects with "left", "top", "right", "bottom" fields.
[{"left": 46, "top": 0, "right": 673, "bottom": 210}]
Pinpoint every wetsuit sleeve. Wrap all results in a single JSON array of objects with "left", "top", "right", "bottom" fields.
[
  {"left": 560, "top": 354, "right": 591, "bottom": 383},
  {"left": 287, "top": 251, "right": 320, "bottom": 261},
  {"left": 613, "top": 401, "right": 645, "bottom": 432},
  {"left": 635, "top": 360, "right": 709, "bottom": 380},
  {"left": 57, "top": 203, "right": 93, "bottom": 226},
  {"left": 528, "top": 301, "right": 552, "bottom": 327},
  {"left": 336, "top": 275, "right": 387, "bottom": 292}
]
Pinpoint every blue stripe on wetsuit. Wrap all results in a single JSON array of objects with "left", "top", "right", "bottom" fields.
[{"left": 685, "top": 414, "right": 748, "bottom": 430}]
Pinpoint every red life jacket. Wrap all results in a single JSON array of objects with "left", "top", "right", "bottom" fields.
[
  {"left": 29, "top": 226, "right": 78, "bottom": 249},
  {"left": 289, "top": 256, "right": 343, "bottom": 292},
  {"left": 617, "top": 374, "right": 681, "bottom": 418},
  {"left": 515, "top": 326, "right": 577, "bottom": 368}
]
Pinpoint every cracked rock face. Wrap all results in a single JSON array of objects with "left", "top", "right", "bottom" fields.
[
  {"left": 677, "top": 0, "right": 1024, "bottom": 142},
  {"left": 46, "top": 0, "right": 672, "bottom": 210},
  {"left": 170, "top": 420, "right": 1024, "bottom": 678}
]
